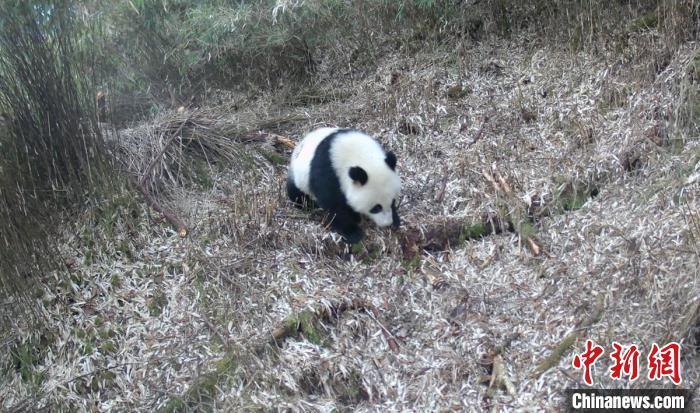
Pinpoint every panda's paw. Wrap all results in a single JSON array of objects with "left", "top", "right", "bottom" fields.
[{"left": 342, "top": 229, "right": 363, "bottom": 244}]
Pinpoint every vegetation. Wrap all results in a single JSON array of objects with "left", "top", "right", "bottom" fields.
[
  {"left": 1, "top": 0, "right": 698, "bottom": 411},
  {"left": 0, "top": 1, "right": 111, "bottom": 323},
  {"left": 91, "top": 0, "right": 698, "bottom": 121}
]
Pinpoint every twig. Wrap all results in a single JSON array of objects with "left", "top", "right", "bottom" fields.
[
  {"left": 201, "top": 313, "right": 230, "bottom": 351},
  {"left": 468, "top": 114, "right": 490, "bottom": 147},
  {"left": 139, "top": 119, "right": 189, "bottom": 188},
  {"left": 530, "top": 295, "right": 605, "bottom": 379},
  {"left": 484, "top": 167, "right": 544, "bottom": 256},
  {"left": 487, "top": 354, "right": 517, "bottom": 397},
  {"left": 361, "top": 300, "right": 400, "bottom": 353},
  {"left": 137, "top": 118, "right": 190, "bottom": 237},
  {"left": 491, "top": 332, "right": 520, "bottom": 356},
  {"left": 136, "top": 183, "right": 188, "bottom": 238},
  {"left": 434, "top": 164, "right": 449, "bottom": 203},
  {"left": 664, "top": 299, "right": 700, "bottom": 344},
  {"left": 262, "top": 298, "right": 400, "bottom": 353},
  {"left": 65, "top": 361, "right": 145, "bottom": 385},
  {"left": 269, "top": 133, "right": 296, "bottom": 149}
]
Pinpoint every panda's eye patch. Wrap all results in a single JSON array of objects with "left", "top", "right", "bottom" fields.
[{"left": 369, "top": 204, "right": 383, "bottom": 214}]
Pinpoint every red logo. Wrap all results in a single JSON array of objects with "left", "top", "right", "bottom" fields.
[
  {"left": 572, "top": 341, "right": 682, "bottom": 385},
  {"left": 572, "top": 339, "right": 605, "bottom": 386},
  {"left": 609, "top": 342, "right": 640, "bottom": 382},
  {"left": 648, "top": 342, "right": 682, "bottom": 385}
]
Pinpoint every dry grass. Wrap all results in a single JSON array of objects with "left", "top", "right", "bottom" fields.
[{"left": 2, "top": 33, "right": 700, "bottom": 412}]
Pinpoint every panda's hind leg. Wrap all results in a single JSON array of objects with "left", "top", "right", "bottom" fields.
[{"left": 287, "top": 177, "right": 315, "bottom": 209}]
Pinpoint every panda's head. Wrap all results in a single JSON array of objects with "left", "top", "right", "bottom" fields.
[{"left": 346, "top": 151, "right": 401, "bottom": 228}]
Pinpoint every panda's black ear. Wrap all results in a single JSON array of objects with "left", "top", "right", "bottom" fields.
[
  {"left": 385, "top": 151, "right": 397, "bottom": 170},
  {"left": 349, "top": 166, "right": 368, "bottom": 185}
]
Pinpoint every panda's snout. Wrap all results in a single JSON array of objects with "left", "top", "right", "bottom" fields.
[{"left": 372, "top": 211, "right": 395, "bottom": 228}]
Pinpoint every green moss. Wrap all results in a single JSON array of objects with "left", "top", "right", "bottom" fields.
[
  {"left": 260, "top": 150, "right": 287, "bottom": 166},
  {"left": 215, "top": 353, "right": 237, "bottom": 373},
  {"left": 351, "top": 242, "right": 364, "bottom": 255},
  {"left": 83, "top": 250, "right": 94, "bottom": 265},
  {"left": 627, "top": 11, "right": 658, "bottom": 33},
  {"left": 98, "top": 327, "right": 117, "bottom": 340},
  {"left": 98, "top": 192, "right": 140, "bottom": 237},
  {"left": 110, "top": 274, "right": 121, "bottom": 287},
  {"left": 159, "top": 350, "right": 242, "bottom": 412},
  {"left": 194, "top": 373, "right": 218, "bottom": 400},
  {"left": 349, "top": 241, "right": 380, "bottom": 264},
  {"left": 560, "top": 189, "right": 590, "bottom": 211},
  {"left": 192, "top": 159, "right": 214, "bottom": 188},
  {"left": 298, "top": 311, "right": 322, "bottom": 345},
  {"left": 404, "top": 254, "right": 421, "bottom": 271},
  {"left": 365, "top": 243, "right": 380, "bottom": 262},
  {"left": 689, "top": 53, "right": 700, "bottom": 81},
  {"left": 161, "top": 398, "right": 186, "bottom": 413},
  {"left": 554, "top": 180, "right": 599, "bottom": 213},
  {"left": 460, "top": 222, "right": 486, "bottom": 241},
  {"left": 100, "top": 341, "right": 117, "bottom": 354},
  {"left": 11, "top": 341, "right": 40, "bottom": 383},
  {"left": 116, "top": 239, "right": 133, "bottom": 259},
  {"left": 334, "top": 369, "right": 368, "bottom": 404},
  {"left": 517, "top": 221, "right": 535, "bottom": 239}
]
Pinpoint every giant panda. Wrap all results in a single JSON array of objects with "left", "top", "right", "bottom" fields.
[{"left": 287, "top": 127, "right": 401, "bottom": 243}]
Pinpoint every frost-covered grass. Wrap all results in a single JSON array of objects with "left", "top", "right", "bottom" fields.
[{"left": 2, "top": 33, "right": 699, "bottom": 411}]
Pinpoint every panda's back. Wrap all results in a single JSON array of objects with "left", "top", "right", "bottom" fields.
[{"left": 290, "top": 128, "right": 387, "bottom": 203}]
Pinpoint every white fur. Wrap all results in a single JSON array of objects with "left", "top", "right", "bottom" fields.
[
  {"left": 289, "top": 127, "right": 336, "bottom": 196},
  {"left": 289, "top": 128, "right": 401, "bottom": 227}
]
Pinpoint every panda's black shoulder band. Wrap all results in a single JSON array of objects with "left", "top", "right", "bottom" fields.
[{"left": 385, "top": 151, "right": 397, "bottom": 170}]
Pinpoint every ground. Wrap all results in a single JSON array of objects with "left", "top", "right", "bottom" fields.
[{"left": 1, "top": 35, "right": 699, "bottom": 412}]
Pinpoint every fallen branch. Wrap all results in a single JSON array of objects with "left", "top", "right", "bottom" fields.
[
  {"left": 468, "top": 114, "right": 490, "bottom": 148},
  {"left": 362, "top": 301, "right": 400, "bottom": 353},
  {"left": 159, "top": 352, "right": 238, "bottom": 413},
  {"left": 664, "top": 299, "right": 700, "bottom": 344},
  {"left": 160, "top": 298, "right": 398, "bottom": 412},
  {"left": 269, "top": 133, "right": 296, "bottom": 149},
  {"left": 136, "top": 183, "right": 187, "bottom": 238},
  {"left": 201, "top": 313, "right": 231, "bottom": 351},
  {"left": 138, "top": 119, "right": 189, "bottom": 188},
  {"left": 433, "top": 165, "right": 449, "bottom": 203},
  {"left": 240, "top": 131, "right": 296, "bottom": 150},
  {"left": 487, "top": 354, "right": 517, "bottom": 398},
  {"left": 485, "top": 167, "right": 544, "bottom": 256},
  {"left": 137, "top": 119, "right": 189, "bottom": 237},
  {"left": 262, "top": 298, "right": 399, "bottom": 353},
  {"left": 399, "top": 214, "right": 510, "bottom": 261},
  {"left": 530, "top": 294, "right": 605, "bottom": 379}
]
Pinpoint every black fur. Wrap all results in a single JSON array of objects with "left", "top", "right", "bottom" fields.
[
  {"left": 385, "top": 151, "right": 397, "bottom": 170},
  {"left": 349, "top": 166, "right": 368, "bottom": 185},
  {"left": 287, "top": 176, "right": 315, "bottom": 209},
  {"left": 308, "top": 129, "right": 363, "bottom": 243},
  {"left": 391, "top": 199, "right": 401, "bottom": 228}
]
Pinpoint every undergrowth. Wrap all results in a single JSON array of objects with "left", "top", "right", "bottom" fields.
[{"left": 94, "top": 0, "right": 698, "bottom": 123}]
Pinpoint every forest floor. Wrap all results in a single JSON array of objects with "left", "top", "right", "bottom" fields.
[{"left": 2, "top": 34, "right": 700, "bottom": 412}]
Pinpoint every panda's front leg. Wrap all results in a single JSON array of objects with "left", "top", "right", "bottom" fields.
[{"left": 328, "top": 206, "right": 363, "bottom": 244}]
